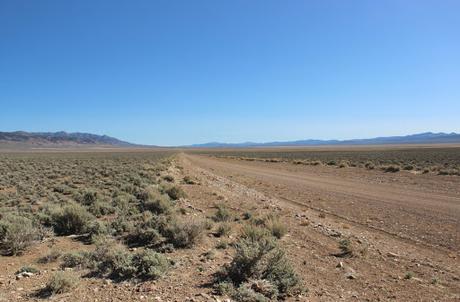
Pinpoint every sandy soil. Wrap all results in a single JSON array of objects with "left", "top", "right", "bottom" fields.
[
  {"left": 181, "top": 153, "right": 460, "bottom": 301},
  {"left": 1, "top": 152, "right": 459, "bottom": 301},
  {"left": 184, "top": 154, "right": 460, "bottom": 251}
]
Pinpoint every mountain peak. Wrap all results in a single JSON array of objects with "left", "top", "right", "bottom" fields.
[{"left": 0, "top": 131, "right": 135, "bottom": 148}]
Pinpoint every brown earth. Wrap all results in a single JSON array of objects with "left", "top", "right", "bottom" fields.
[
  {"left": 184, "top": 154, "right": 460, "bottom": 251},
  {"left": 1, "top": 151, "right": 459, "bottom": 301},
  {"left": 180, "top": 153, "right": 460, "bottom": 301}
]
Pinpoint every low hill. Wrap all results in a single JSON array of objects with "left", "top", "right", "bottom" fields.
[
  {"left": 189, "top": 132, "right": 460, "bottom": 148},
  {"left": 0, "top": 131, "right": 135, "bottom": 148}
]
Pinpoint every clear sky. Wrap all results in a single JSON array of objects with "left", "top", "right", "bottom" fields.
[{"left": 1, "top": 1, "right": 459, "bottom": 146}]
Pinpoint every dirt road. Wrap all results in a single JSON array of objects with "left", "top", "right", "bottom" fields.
[
  {"left": 185, "top": 154, "right": 460, "bottom": 252},
  {"left": 180, "top": 153, "right": 460, "bottom": 301}
]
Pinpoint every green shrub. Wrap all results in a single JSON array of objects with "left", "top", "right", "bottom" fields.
[
  {"left": 112, "top": 194, "right": 136, "bottom": 215},
  {"left": 214, "top": 204, "right": 232, "bottom": 222},
  {"left": 111, "top": 215, "right": 135, "bottom": 235},
  {"left": 234, "top": 279, "right": 278, "bottom": 302},
  {"left": 135, "top": 189, "right": 150, "bottom": 202},
  {"left": 126, "top": 224, "right": 163, "bottom": 247},
  {"left": 38, "top": 250, "right": 62, "bottom": 263},
  {"left": 216, "top": 223, "right": 232, "bottom": 237},
  {"left": 265, "top": 217, "right": 287, "bottom": 239},
  {"left": 92, "top": 243, "right": 136, "bottom": 279},
  {"left": 61, "top": 251, "right": 92, "bottom": 269},
  {"left": 51, "top": 202, "right": 94, "bottom": 235},
  {"left": 121, "top": 184, "right": 138, "bottom": 195},
  {"left": 141, "top": 190, "right": 173, "bottom": 215},
  {"left": 247, "top": 215, "right": 286, "bottom": 239},
  {"left": 36, "top": 204, "right": 59, "bottom": 226},
  {"left": 164, "top": 219, "right": 204, "bottom": 248},
  {"left": 88, "top": 200, "right": 115, "bottom": 217},
  {"left": 125, "top": 211, "right": 175, "bottom": 247},
  {"left": 163, "top": 185, "right": 187, "bottom": 200},
  {"left": 0, "top": 213, "right": 43, "bottom": 255},
  {"left": 240, "top": 224, "right": 271, "bottom": 242},
  {"left": 53, "top": 185, "right": 73, "bottom": 195},
  {"left": 45, "top": 272, "right": 78, "bottom": 295},
  {"left": 147, "top": 212, "right": 176, "bottom": 235},
  {"left": 336, "top": 238, "right": 353, "bottom": 258},
  {"left": 221, "top": 226, "right": 300, "bottom": 298},
  {"left": 249, "top": 215, "right": 266, "bottom": 226},
  {"left": 259, "top": 248, "right": 300, "bottom": 294},
  {"left": 215, "top": 281, "right": 237, "bottom": 296},
  {"left": 226, "top": 231, "right": 277, "bottom": 284},
  {"left": 87, "top": 220, "right": 108, "bottom": 243},
  {"left": 81, "top": 189, "right": 98, "bottom": 205},
  {"left": 133, "top": 250, "right": 170, "bottom": 280},
  {"left": 87, "top": 242, "right": 170, "bottom": 280}
]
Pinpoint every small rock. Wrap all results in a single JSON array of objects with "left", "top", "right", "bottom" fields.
[
  {"left": 345, "top": 272, "right": 356, "bottom": 279},
  {"left": 346, "top": 273, "right": 356, "bottom": 279},
  {"left": 344, "top": 267, "right": 357, "bottom": 279}
]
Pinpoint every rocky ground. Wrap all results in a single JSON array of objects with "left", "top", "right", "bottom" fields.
[{"left": 1, "top": 152, "right": 459, "bottom": 301}]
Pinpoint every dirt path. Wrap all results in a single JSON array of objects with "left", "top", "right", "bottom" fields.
[
  {"left": 179, "top": 153, "right": 460, "bottom": 301},
  {"left": 184, "top": 154, "right": 460, "bottom": 252}
]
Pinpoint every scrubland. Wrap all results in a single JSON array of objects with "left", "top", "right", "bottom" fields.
[
  {"left": 0, "top": 151, "right": 303, "bottom": 301},
  {"left": 1, "top": 147, "right": 459, "bottom": 301}
]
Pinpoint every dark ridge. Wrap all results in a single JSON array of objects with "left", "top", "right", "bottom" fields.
[{"left": 0, "top": 131, "right": 135, "bottom": 147}]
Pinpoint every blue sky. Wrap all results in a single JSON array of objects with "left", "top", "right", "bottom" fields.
[{"left": 1, "top": 1, "right": 459, "bottom": 146}]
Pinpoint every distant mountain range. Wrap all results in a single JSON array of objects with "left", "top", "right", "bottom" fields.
[
  {"left": 189, "top": 132, "right": 460, "bottom": 148},
  {"left": 1, "top": 131, "right": 459, "bottom": 149},
  {"left": 0, "top": 131, "right": 134, "bottom": 148}
]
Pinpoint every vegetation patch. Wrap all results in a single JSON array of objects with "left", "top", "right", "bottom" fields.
[
  {"left": 0, "top": 213, "right": 45, "bottom": 255},
  {"left": 214, "top": 224, "right": 301, "bottom": 300},
  {"left": 213, "top": 204, "right": 232, "bottom": 222},
  {"left": 49, "top": 202, "right": 94, "bottom": 235},
  {"left": 42, "top": 271, "right": 78, "bottom": 296}
]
